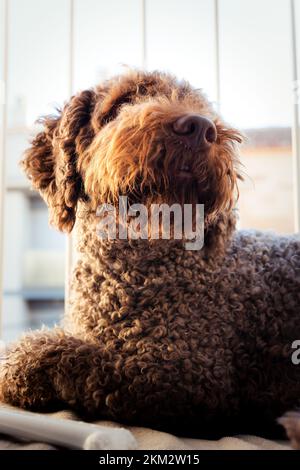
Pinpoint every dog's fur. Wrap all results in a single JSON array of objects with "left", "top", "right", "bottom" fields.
[{"left": 1, "top": 70, "right": 300, "bottom": 442}]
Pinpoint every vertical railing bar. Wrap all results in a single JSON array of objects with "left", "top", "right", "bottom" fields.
[
  {"left": 0, "top": 0, "right": 9, "bottom": 338},
  {"left": 65, "top": 0, "right": 75, "bottom": 310},
  {"left": 290, "top": 0, "right": 300, "bottom": 233},
  {"left": 69, "top": 0, "right": 75, "bottom": 99},
  {"left": 142, "top": 0, "right": 147, "bottom": 69},
  {"left": 214, "top": 0, "right": 221, "bottom": 108}
]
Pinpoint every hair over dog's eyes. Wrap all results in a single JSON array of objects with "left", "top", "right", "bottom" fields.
[
  {"left": 100, "top": 83, "right": 156, "bottom": 125},
  {"left": 101, "top": 92, "right": 134, "bottom": 125}
]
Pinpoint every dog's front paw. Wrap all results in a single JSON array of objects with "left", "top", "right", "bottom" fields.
[
  {"left": 0, "top": 335, "right": 56, "bottom": 410},
  {"left": 278, "top": 412, "right": 300, "bottom": 449}
]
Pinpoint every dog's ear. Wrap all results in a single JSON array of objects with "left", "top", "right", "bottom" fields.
[{"left": 22, "top": 89, "right": 96, "bottom": 232}]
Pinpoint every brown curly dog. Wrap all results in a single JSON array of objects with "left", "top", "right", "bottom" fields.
[{"left": 1, "top": 70, "right": 300, "bottom": 444}]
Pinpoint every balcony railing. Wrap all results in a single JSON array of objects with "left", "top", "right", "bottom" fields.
[{"left": 0, "top": 0, "right": 299, "bottom": 337}]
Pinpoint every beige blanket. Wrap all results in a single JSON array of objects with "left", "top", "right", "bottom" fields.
[{"left": 0, "top": 408, "right": 291, "bottom": 450}]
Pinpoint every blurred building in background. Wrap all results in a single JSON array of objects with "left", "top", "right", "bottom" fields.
[
  {"left": 3, "top": 99, "right": 65, "bottom": 340},
  {"left": 0, "top": 0, "right": 299, "bottom": 340}
]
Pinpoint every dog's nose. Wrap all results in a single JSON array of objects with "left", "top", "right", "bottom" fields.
[{"left": 172, "top": 114, "right": 217, "bottom": 149}]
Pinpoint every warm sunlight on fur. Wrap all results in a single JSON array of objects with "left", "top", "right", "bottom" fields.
[{"left": 22, "top": 70, "right": 242, "bottom": 232}]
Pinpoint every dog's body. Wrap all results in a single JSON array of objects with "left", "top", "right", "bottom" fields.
[
  {"left": 1, "top": 70, "right": 300, "bottom": 443},
  {"left": 65, "top": 213, "right": 300, "bottom": 436}
]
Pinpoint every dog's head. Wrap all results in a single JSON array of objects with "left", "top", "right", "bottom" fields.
[{"left": 22, "top": 70, "right": 242, "bottom": 242}]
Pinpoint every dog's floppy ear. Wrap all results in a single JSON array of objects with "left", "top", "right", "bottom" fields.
[{"left": 22, "top": 89, "right": 96, "bottom": 232}]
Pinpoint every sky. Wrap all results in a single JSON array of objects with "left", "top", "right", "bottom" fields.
[{"left": 0, "top": 0, "right": 299, "bottom": 129}]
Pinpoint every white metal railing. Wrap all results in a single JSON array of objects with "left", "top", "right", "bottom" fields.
[
  {"left": 0, "top": 0, "right": 8, "bottom": 337},
  {"left": 65, "top": 0, "right": 75, "bottom": 310},
  {"left": 290, "top": 0, "right": 300, "bottom": 233},
  {"left": 0, "top": 0, "right": 300, "bottom": 337},
  {"left": 142, "top": 0, "right": 147, "bottom": 70},
  {"left": 214, "top": 0, "right": 221, "bottom": 108}
]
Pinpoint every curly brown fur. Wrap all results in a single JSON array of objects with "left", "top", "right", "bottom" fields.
[
  {"left": 1, "top": 70, "right": 300, "bottom": 441},
  {"left": 22, "top": 89, "right": 96, "bottom": 231}
]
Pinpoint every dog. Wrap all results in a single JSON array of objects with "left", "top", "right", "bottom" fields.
[{"left": 0, "top": 70, "right": 300, "bottom": 445}]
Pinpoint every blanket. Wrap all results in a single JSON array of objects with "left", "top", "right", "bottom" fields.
[{"left": 0, "top": 407, "right": 291, "bottom": 450}]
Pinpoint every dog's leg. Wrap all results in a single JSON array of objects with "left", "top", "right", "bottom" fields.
[
  {"left": 278, "top": 412, "right": 300, "bottom": 449},
  {"left": 0, "top": 328, "right": 118, "bottom": 415}
]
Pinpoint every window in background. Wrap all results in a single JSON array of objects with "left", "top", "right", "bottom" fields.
[
  {"left": 219, "top": 0, "right": 294, "bottom": 233},
  {"left": 3, "top": 0, "right": 70, "bottom": 341}
]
